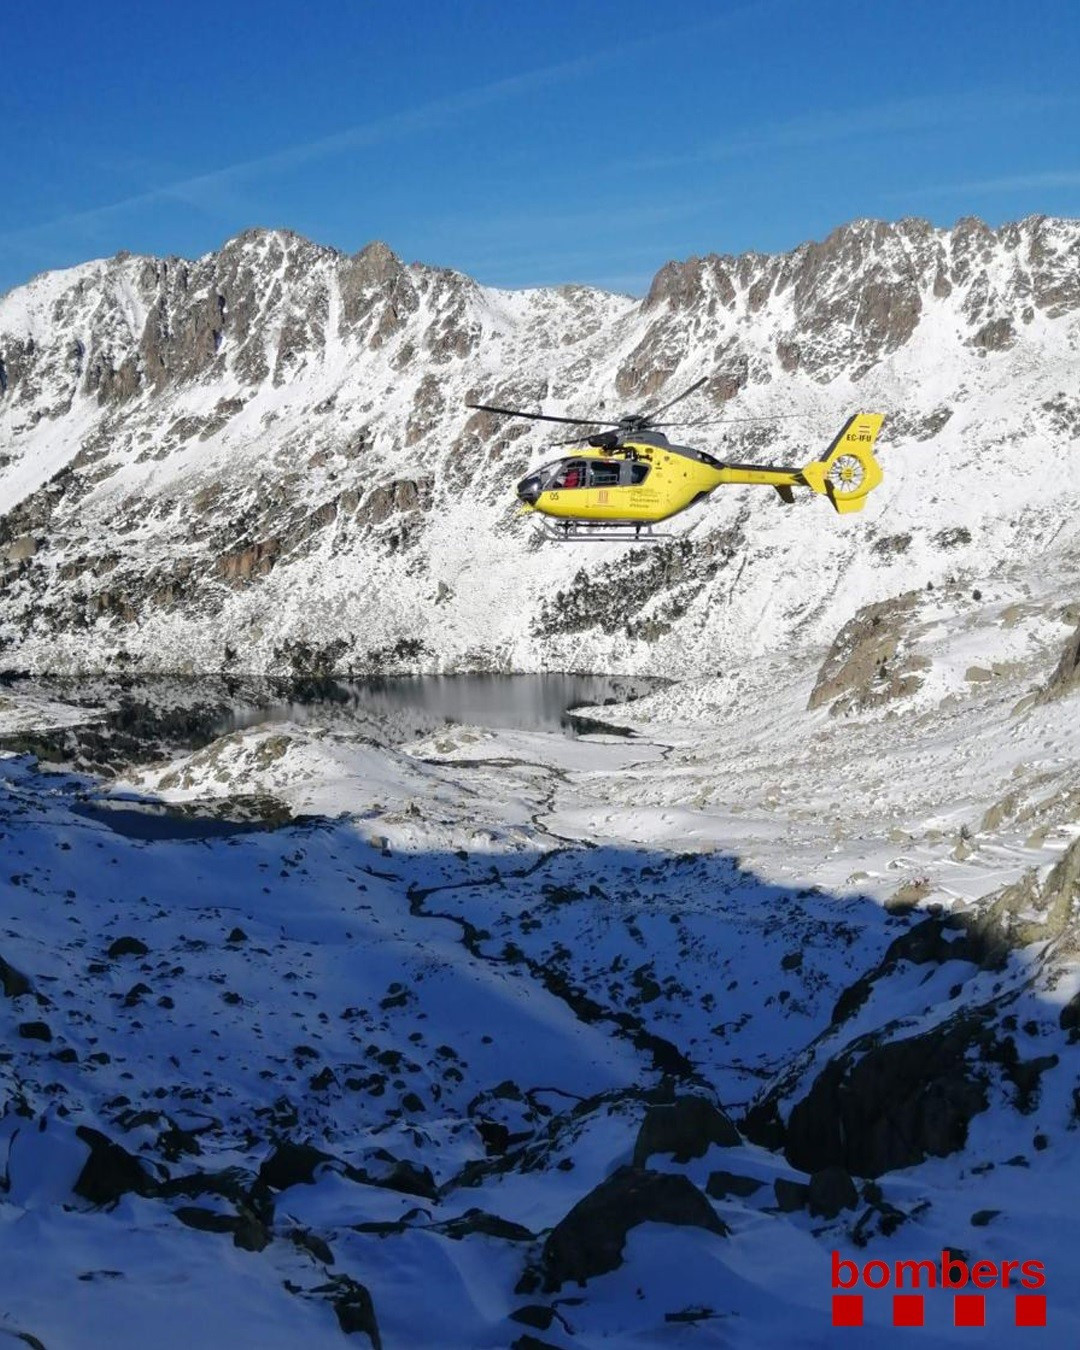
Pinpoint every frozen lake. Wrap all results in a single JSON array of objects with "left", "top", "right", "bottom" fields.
[{"left": 0, "top": 672, "right": 660, "bottom": 772}]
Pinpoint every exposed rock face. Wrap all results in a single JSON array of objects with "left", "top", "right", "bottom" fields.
[
  {"left": 631, "top": 1094, "right": 740, "bottom": 1167},
  {"left": 1, "top": 215, "right": 1079, "bottom": 675},
  {"left": 258, "top": 1140, "right": 333, "bottom": 1190},
  {"left": 1038, "top": 619, "right": 1080, "bottom": 702},
  {"left": 808, "top": 592, "right": 927, "bottom": 713},
  {"left": 0, "top": 951, "right": 33, "bottom": 998},
  {"left": 312, "top": 1275, "right": 382, "bottom": 1347},
  {"left": 635, "top": 215, "right": 1079, "bottom": 384},
  {"left": 74, "top": 1125, "right": 160, "bottom": 1204},
  {"left": 540, "top": 1166, "right": 727, "bottom": 1291},
  {"left": 765, "top": 1018, "right": 991, "bottom": 1178},
  {"left": 978, "top": 832, "right": 1080, "bottom": 952},
  {"left": 807, "top": 1165, "right": 859, "bottom": 1218}
]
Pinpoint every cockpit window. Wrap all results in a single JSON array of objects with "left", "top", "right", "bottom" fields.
[
  {"left": 552, "top": 460, "right": 587, "bottom": 490},
  {"left": 630, "top": 463, "right": 650, "bottom": 484}
]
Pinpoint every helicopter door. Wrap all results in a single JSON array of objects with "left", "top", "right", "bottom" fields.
[{"left": 619, "top": 461, "right": 651, "bottom": 485}]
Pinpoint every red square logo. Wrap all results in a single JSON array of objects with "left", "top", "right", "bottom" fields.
[
  {"left": 893, "top": 1294, "right": 924, "bottom": 1327},
  {"left": 954, "top": 1294, "right": 986, "bottom": 1327},
  {"left": 1015, "top": 1295, "right": 1047, "bottom": 1327},
  {"left": 832, "top": 1295, "right": 863, "bottom": 1327}
]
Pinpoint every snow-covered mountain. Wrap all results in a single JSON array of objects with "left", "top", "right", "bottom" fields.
[
  {"left": 2, "top": 219, "right": 1080, "bottom": 1346},
  {"left": 1, "top": 215, "right": 1078, "bottom": 676}
]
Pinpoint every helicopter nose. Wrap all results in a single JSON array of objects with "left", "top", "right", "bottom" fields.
[{"left": 516, "top": 474, "right": 542, "bottom": 505}]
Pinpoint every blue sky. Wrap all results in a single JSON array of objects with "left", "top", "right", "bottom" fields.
[{"left": 2, "top": 0, "right": 1078, "bottom": 297}]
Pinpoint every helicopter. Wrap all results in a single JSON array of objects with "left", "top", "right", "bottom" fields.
[{"left": 466, "top": 377, "right": 884, "bottom": 542}]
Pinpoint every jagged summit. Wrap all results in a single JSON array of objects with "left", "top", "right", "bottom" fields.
[{"left": 0, "top": 214, "right": 1078, "bottom": 676}]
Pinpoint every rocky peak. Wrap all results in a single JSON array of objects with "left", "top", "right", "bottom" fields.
[
  {"left": 346, "top": 240, "right": 404, "bottom": 289},
  {"left": 1, "top": 215, "right": 1079, "bottom": 676},
  {"left": 644, "top": 256, "right": 711, "bottom": 311}
]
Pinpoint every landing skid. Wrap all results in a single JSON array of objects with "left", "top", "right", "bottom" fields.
[{"left": 537, "top": 519, "right": 675, "bottom": 544}]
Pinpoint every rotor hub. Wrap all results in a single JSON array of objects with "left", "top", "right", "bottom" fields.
[{"left": 827, "top": 454, "right": 866, "bottom": 495}]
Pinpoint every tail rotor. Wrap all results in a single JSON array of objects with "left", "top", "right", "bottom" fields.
[{"left": 800, "top": 414, "right": 885, "bottom": 513}]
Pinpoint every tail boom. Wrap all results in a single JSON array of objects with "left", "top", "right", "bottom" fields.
[{"left": 711, "top": 413, "right": 884, "bottom": 514}]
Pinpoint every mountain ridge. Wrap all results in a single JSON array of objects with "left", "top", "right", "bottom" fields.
[{"left": 1, "top": 213, "right": 1078, "bottom": 677}]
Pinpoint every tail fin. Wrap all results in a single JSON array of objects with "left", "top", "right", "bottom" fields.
[{"left": 801, "top": 414, "right": 884, "bottom": 514}]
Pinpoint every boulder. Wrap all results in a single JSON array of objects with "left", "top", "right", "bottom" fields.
[
  {"left": 542, "top": 1166, "right": 727, "bottom": 1291},
  {"left": 74, "top": 1126, "right": 158, "bottom": 1205},
  {"left": 808, "top": 592, "right": 927, "bottom": 714},
  {"left": 632, "top": 1095, "right": 740, "bottom": 1167},
  {"left": 0, "top": 953, "right": 32, "bottom": 999},
  {"left": 17, "top": 1021, "right": 51, "bottom": 1042},
  {"left": 312, "top": 1275, "right": 381, "bottom": 1346},
  {"left": 807, "top": 1166, "right": 859, "bottom": 1218},
  {"left": 107, "top": 935, "right": 149, "bottom": 959},
  {"left": 509, "top": 1306, "right": 556, "bottom": 1330},
  {"left": 773, "top": 1178, "right": 809, "bottom": 1212},
  {"left": 706, "top": 1170, "right": 763, "bottom": 1200},
  {"left": 259, "top": 1141, "right": 333, "bottom": 1191},
  {"left": 1039, "top": 620, "right": 1080, "bottom": 702}
]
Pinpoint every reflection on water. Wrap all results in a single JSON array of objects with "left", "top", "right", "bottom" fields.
[
  {"left": 221, "top": 674, "right": 655, "bottom": 740},
  {"left": 0, "top": 673, "right": 661, "bottom": 772}
]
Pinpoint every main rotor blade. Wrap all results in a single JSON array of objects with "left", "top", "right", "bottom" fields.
[
  {"left": 466, "top": 400, "right": 617, "bottom": 428},
  {"left": 657, "top": 412, "right": 806, "bottom": 428},
  {"left": 638, "top": 375, "right": 709, "bottom": 424}
]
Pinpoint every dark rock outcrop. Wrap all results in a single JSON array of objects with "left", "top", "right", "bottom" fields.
[
  {"left": 106, "top": 935, "right": 149, "bottom": 959},
  {"left": 0, "top": 952, "right": 33, "bottom": 998},
  {"left": 312, "top": 1274, "right": 382, "bottom": 1346},
  {"left": 17, "top": 1021, "right": 51, "bottom": 1041},
  {"left": 807, "top": 1165, "right": 859, "bottom": 1218},
  {"left": 632, "top": 1095, "right": 740, "bottom": 1167},
  {"left": 74, "top": 1126, "right": 159, "bottom": 1205},
  {"left": 258, "top": 1141, "right": 333, "bottom": 1190},
  {"left": 774, "top": 1177, "right": 809, "bottom": 1211},
  {"left": 705, "top": 1170, "right": 763, "bottom": 1200},
  {"left": 541, "top": 1166, "right": 727, "bottom": 1291},
  {"left": 776, "top": 1018, "right": 991, "bottom": 1178}
]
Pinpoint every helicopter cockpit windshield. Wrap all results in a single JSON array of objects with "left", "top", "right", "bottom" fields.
[{"left": 516, "top": 459, "right": 568, "bottom": 504}]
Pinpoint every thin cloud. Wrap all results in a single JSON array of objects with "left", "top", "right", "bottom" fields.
[
  {"left": 0, "top": 5, "right": 778, "bottom": 249},
  {"left": 888, "top": 169, "right": 1080, "bottom": 200},
  {"left": 621, "top": 90, "right": 1079, "bottom": 174},
  {"left": 0, "top": 59, "right": 603, "bottom": 245}
]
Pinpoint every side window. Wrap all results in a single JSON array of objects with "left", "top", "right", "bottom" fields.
[
  {"left": 630, "top": 463, "right": 650, "bottom": 484},
  {"left": 552, "top": 460, "right": 587, "bottom": 489},
  {"left": 588, "top": 460, "right": 621, "bottom": 488}
]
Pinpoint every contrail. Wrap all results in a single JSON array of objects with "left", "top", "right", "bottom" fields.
[{"left": 1, "top": 4, "right": 778, "bottom": 247}]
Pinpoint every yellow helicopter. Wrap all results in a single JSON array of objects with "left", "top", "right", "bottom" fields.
[{"left": 467, "top": 377, "right": 884, "bottom": 542}]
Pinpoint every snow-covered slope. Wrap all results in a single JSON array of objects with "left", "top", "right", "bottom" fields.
[
  {"left": 1, "top": 216, "right": 1078, "bottom": 676},
  {"left": 2, "top": 537, "right": 1080, "bottom": 1345},
  {"left": 3, "top": 215, "right": 1080, "bottom": 1343}
]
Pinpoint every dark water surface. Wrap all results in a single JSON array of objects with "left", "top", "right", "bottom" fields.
[
  {"left": 0, "top": 673, "right": 660, "bottom": 774},
  {"left": 220, "top": 673, "right": 657, "bottom": 738}
]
